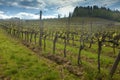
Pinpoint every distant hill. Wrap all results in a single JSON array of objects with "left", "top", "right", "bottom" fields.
[{"left": 72, "top": 5, "right": 120, "bottom": 22}]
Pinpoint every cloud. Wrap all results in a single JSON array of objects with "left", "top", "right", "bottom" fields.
[
  {"left": 0, "top": 11, "right": 56, "bottom": 19},
  {"left": 0, "top": 11, "right": 4, "bottom": 14},
  {"left": 80, "top": 0, "right": 120, "bottom": 7},
  {"left": 101, "top": 0, "right": 119, "bottom": 6},
  {"left": 12, "top": 1, "right": 41, "bottom": 10},
  {"left": 15, "top": 12, "right": 56, "bottom": 19},
  {"left": 0, "top": 0, "right": 120, "bottom": 19},
  {"left": 0, "top": 0, "right": 119, "bottom": 10},
  {"left": 0, "top": 0, "right": 44, "bottom": 10},
  {"left": 42, "top": 15, "right": 56, "bottom": 19},
  {"left": 0, "top": 0, "right": 83, "bottom": 10},
  {"left": 0, "top": 11, "right": 11, "bottom": 19},
  {"left": 42, "top": 0, "right": 83, "bottom": 17},
  {"left": 36, "top": 0, "right": 46, "bottom": 10},
  {"left": 57, "top": 5, "right": 75, "bottom": 17},
  {"left": 0, "top": 10, "right": 39, "bottom": 19},
  {"left": 15, "top": 12, "right": 39, "bottom": 19}
]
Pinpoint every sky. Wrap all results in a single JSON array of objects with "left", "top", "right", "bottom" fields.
[{"left": 0, "top": 0, "right": 120, "bottom": 19}]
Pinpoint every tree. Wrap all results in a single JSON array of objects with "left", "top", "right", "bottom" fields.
[{"left": 72, "top": 5, "right": 120, "bottom": 21}]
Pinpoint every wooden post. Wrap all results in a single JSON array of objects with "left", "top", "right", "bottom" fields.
[
  {"left": 77, "top": 21, "right": 84, "bottom": 65},
  {"left": 30, "top": 31, "right": 33, "bottom": 43},
  {"left": 89, "top": 22, "right": 93, "bottom": 48},
  {"left": 66, "top": 12, "right": 71, "bottom": 44},
  {"left": 39, "top": 10, "right": 43, "bottom": 49},
  {"left": 72, "top": 33, "right": 75, "bottom": 46},
  {"left": 98, "top": 40, "right": 102, "bottom": 73},
  {"left": 63, "top": 12, "right": 71, "bottom": 57},
  {"left": 43, "top": 34, "right": 48, "bottom": 51},
  {"left": 110, "top": 51, "right": 120, "bottom": 78},
  {"left": 53, "top": 32, "right": 58, "bottom": 54},
  {"left": 21, "top": 31, "right": 23, "bottom": 40},
  {"left": 34, "top": 32, "right": 37, "bottom": 44},
  {"left": 64, "top": 35, "right": 67, "bottom": 57}
]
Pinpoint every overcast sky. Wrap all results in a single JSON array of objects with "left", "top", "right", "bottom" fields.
[{"left": 0, "top": 0, "right": 120, "bottom": 19}]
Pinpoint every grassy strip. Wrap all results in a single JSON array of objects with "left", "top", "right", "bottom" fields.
[
  {"left": 42, "top": 39, "right": 120, "bottom": 79},
  {"left": 0, "top": 29, "right": 80, "bottom": 80}
]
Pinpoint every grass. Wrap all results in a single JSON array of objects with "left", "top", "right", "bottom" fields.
[
  {"left": 1, "top": 16, "right": 120, "bottom": 80},
  {"left": 0, "top": 29, "right": 80, "bottom": 80},
  {"left": 7, "top": 29, "right": 120, "bottom": 79},
  {"left": 41, "top": 39, "right": 120, "bottom": 80}
]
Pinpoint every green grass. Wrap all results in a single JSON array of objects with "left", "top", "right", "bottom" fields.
[
  {"left": 1, "top": 16, "right": 120, "bottom": 80},
  {"left": 6, "top": 30, "right": 119, "bottom": 80},
  {"left": 0, "top": 29, "right": 80, "bottom": 80},
  {"left": 41, "top": 39, "right": 120, "bottom": 80}
]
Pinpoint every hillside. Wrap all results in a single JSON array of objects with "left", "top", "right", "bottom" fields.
[
  {"left": 0, "top": 29, "right": 79, "bottom": 80},
  {"left": 0, "top": 15, "right": 120, "bottom": 80}
]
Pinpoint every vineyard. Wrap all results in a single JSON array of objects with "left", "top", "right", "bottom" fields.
[{"left": 0, "top": 14, "right": 120, "bottom": 80}]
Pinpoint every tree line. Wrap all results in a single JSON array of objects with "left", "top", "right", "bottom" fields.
[{"left": 72, "top": 5, "right": 120, "bottom": 21}]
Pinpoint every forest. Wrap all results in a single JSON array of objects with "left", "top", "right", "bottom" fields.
[{"left": 72, "top": 5, "right": 120, "bottom": 21}]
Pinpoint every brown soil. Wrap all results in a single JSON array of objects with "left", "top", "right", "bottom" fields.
[
  {"left": 0, "top": 75, "right": 10, "bottom": 80},
  {"left": 22, "top": 42, "right": 84, "bottom": 77}
]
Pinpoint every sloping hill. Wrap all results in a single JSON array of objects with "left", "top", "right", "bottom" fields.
[{"left": 0, "top": 29, "right": 79, "bottom": 80}]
